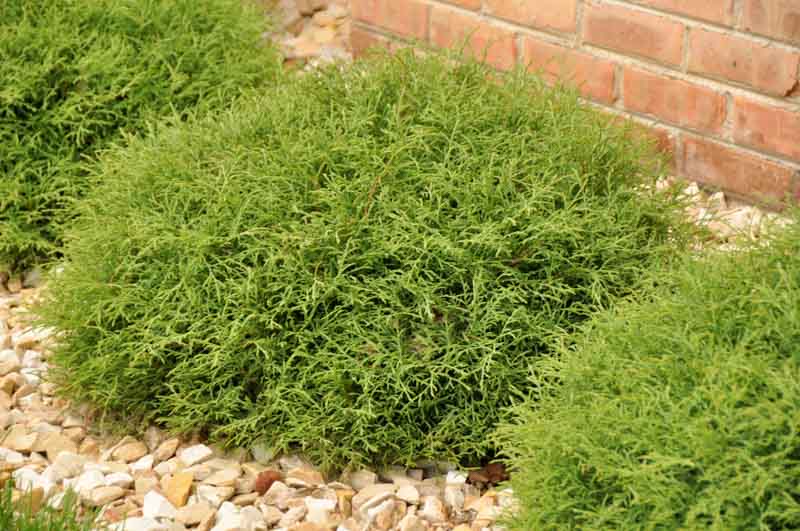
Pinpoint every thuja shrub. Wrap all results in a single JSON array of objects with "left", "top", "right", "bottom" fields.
[
  {"left": 498, "top": 217, "right": 800, "bottom": 529},
  {"left": 39, "top": 50, "right": 690, "bottom": 469},
  {"left": 0, "top": 0, "right": 281, "bottom": 271}
]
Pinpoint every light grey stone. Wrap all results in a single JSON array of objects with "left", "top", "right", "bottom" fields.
[
  {"left": 419, "top": 496, "right": 447, "bottom": 524},
  {"left": 179, "top": 444, "right": 214, "bottom": 467},
  {"left": 197, "top": 484, "right": 235, "bottom": 509},
  {"left": 343, "top": 469, "right": 377, "bottom": 490},
  {"left": 143, "top": 490, "right": 178, "bottom": 519},
  {"left": 351, "top": 483, "right": 396, "bottom": 512},
  {"left": 105, "top": 472, "right": 134, "bottom": 488},
  {"left": 0, "top": 350, "right": 21, "bottom": 377},
  {"left": 277, "top": 505, "right": 306, "bottom": 528},
  {"left": 74, "top": 469, "right": 105, "bottom": 496},
  {"left": 396, "top": 484, "right": 420, "bottom": 505}
]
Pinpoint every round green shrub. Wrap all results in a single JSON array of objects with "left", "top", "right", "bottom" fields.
[
  {"left": 498, "top": 217, "right": 800, "bottom": 529},
  {"left": 39, "top": 51, "right": 689, "bottom": 469},
  {"left": 0, "top": 0, "right": 281, "bottom": 271}
]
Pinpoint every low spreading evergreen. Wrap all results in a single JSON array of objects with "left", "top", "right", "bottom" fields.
[
  {"left": 38, "top": 50, "right": 690, "bottom": 469},
  {"left": 0, "top": 0, "right": 281, "bottom": 271},
  {"left": 498, "top": 216, "right": 800, "bottom": 529}
]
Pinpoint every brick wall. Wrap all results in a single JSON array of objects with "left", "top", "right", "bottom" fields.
[{"left": 349, "top": 0, "right": 800, "bottom": 205}]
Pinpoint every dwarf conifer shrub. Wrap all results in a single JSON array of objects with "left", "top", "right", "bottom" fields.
[
  {"left": 39, "top": 51, "right": 690, "bottom": 469},
  {"left": 0, "top": 0, "right": 281, "bottom": 271},
  {"left": 498, "top": 217, "right": 800, "bottom": 529}
]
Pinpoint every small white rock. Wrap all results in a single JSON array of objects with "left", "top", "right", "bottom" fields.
[
  {"left": 242, "top": 506, "right": 266, "bottom": 530},
  {"left": 20, "top": 368, "right": 41, "bottom": 386},
  {"left": 21, "top": 350, "right": 42, "bottom": 368},
  {"left": 74, "top": 469, "right": 105, "bottom": 496},
  {"left": 263, "top": 480, "right": 293, "bottom": 509},
  {"left": 47, "top": 491, "right": 67, "bottom": 510},
  {"left": 105, "top": 472, "right": 134, "bottom": 488},
  {"left": 277, "top": 506, "right": 306, "bottom": 528},
  {"left": 259, "top": 504, "right": 283, "bottom": 526},
  {"left": 211, "top": 516, "right": 241, "bottom": 531},
  {"left": 197, "top": 484, "right": 235, "bottom": 509},
  {"left": 154, "top": 457, "right": 179, "bottom": 476},
  {"left": 445, "top": 470, "right": 468, "bottom": 485},
  {"left": 344, "top": 469, "right": 377, "bottom": 490},
  {"left": 0, "top": 447, "right": 25, "bottom": 464},
  {"left": 184, "top": 463, "right": 212, "bottom": 481},
  {"left": 41, "top": 465, "right": 64, "bottom": 485},
  {"left": 178, "top": 444, "right": 214, "bottom": 467},
  {"left": 419, "top": 495, "right": 447, "bottom": 524},
  {"left": 143, "top": 490, "right": 178, "bottom": 519},
  {"left": 203, "top": 467, "right": 240, "bottom": 486},
  {"left": 444, "top": 485, "right": 464, "bottom": 512},
  {"left": 305, "top": 496, "right": 337, "bottom": 525},
  {"left": 12, "top": 467, "right": 41, "bottom": 491},
  {"left": 131, "top": 454, "right": 155, "bottom": 473},
  {"left": 396, "top": 484, "right": 420, "bottom": 505},
  {"left": 0, "top": 349, "right": 21, "bottom": 376}
]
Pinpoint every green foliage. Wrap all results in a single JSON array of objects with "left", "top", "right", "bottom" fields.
[
  {"left": 0, "top": 0, "right": 282, "bottom": 270},
  {"left": 38, "top": 50, "right": 690, "bottom": 470},
  {"left": 498, "top": 216, "right": 800, "bottom": 530},
  {"left": 0, "top": 485, "right": 94, "bottom": 531}
]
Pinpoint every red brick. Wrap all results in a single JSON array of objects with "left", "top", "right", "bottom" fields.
[
  {"left": 522, "top": 37, "right": 616, "bottom": 103},
  {"left": 350, "top": 26, "right": 391, "bottom": 57},
  {"left": 682, "top": 136, "right": 799, "bottom": 203},
  {"left": 631, "top": 0, "right": 733, "bottom": 25},
  {"left": 429, "top": 6, "right": 517, "bottom": 71},
  {"left": 733, "top": 98, "right": 800, "bottom": 161},
  {"left": 351, "top": 0, "right": 428, "bottom": 40},
  {"left": 688, "top": 29, "right": 800, "bottom": 97},
  {"left": 485, "top": 0, "right": 577, "bottom": 34},
  {"left": 583, "top": 2, "right": 685, "bottom": 66},
  {"left": 743, "top": 0, "right": 800, "bottom": 45},
  {"left": 623, "top": 68, "right": 726, "bottom": 134}
]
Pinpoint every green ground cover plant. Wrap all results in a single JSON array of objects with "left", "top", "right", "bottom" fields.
[
  {"left": 0, "top": 485, "right": 94, "bottom": 531},
  {"left": 38, "top": 50, "right": 691, "bottom": 470},
  {"left": 498, "top": 216, "right": 800, "bottom": 529},
  {"left": 0, "top": 0, "right": 281, "bottom": 271}
]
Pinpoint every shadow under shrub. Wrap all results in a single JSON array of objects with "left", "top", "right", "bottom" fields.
[
  {"left": 0, "top": 0, "right": 281, "bottom": 271},
  {"left": 39, "top": 50, "right": 690, "bottom": 469},
  {"left": 497, "top": 217, "right": 800, "bottom": 529}
]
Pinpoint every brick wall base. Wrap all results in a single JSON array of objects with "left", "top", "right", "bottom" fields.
[{"left": 348, "top": 0, "right": 800, "bottom": 206}]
